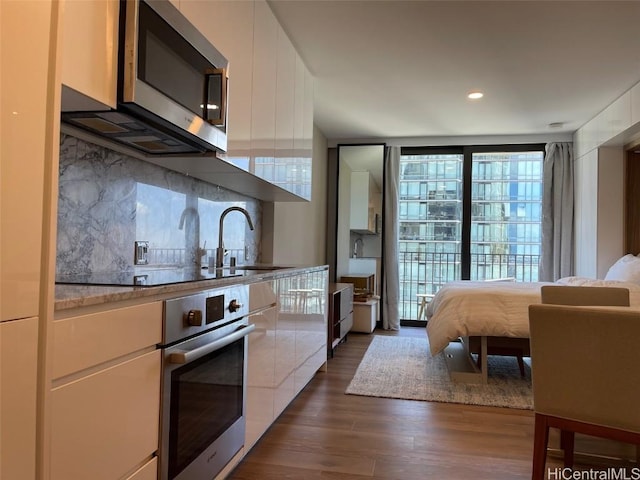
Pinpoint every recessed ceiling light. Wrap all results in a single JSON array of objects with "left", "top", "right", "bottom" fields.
[
  {"left": 467, "top": 91, "right": 484, "bottom": 100},
  {"left": 548, "top": 122, "right": 564, "bottom": 129}
]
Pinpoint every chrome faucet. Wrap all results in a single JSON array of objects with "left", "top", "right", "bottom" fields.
[
  {"left": 216, "top": 206, "right": 254, "bottom": 268},
  {"left": 178, "top": 207, "right": 206, "bottom": 269}
]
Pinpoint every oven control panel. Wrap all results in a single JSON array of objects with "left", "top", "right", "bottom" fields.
[{"left": 162, "top": 284, "right": 250, "bottom": 345}]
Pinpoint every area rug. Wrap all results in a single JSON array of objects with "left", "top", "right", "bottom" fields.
[{"left": 345, "top": 335, "right": 532, "bottom": 409}]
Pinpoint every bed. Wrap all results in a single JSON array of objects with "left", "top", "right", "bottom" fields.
[{"left": 425, "top": 254, "right": 640, "bottom": 383}]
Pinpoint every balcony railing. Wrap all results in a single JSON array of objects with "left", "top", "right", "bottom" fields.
[{"left": 398, "top": 251, "right": 540, "bottom": 322}]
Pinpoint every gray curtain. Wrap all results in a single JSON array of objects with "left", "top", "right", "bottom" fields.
[
  {"left": 382, "top": 146, "right": 400, "bottom": 330},
  {"left": 540, "top": 142, "right": 574, "bottom": 281}
]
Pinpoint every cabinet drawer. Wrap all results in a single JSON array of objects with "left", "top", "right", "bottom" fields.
[
  {"left": 249, "top": 281, "right": 277, "bottom": 312},
  {"left": 339, "top": 285, "right": 353, "bottom": 318},
  {"left": 53, "top": 302, "right": 162, "bottom": 379},
  {"left": 51, "top": 350, "right": 161, "bottom": 480}
]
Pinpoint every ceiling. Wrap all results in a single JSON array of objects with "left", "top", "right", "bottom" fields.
[{"left": 268, "top": 0, "right": 640, "bottom": 142}]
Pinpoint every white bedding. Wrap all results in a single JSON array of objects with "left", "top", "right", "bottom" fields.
[{"left": 425, "top": 276, "right": 640, "bottom": 355}]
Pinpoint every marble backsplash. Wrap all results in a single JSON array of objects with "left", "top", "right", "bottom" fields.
[{"left": 57, "top": 134, "right": 262, "bottom": 275}]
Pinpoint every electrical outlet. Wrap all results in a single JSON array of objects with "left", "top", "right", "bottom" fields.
[{"left": 134, "top": 241, "right": 149, "bottom": 265}]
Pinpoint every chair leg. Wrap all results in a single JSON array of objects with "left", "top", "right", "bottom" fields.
[
  {"left": 560, "top": 429, "right": 575, "bottom": 468},
  {"left": 418, "top": 297, "right": 426, "bottom": 321},
  {"left": 532, "top": 414, "right": 550, "bottom": 480}
]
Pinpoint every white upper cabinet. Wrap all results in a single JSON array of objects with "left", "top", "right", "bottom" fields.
[
  {"left": 290, "top": 54, "right": 314, "bottom": 200},
  {"left": 162, "top": 0, "right": 314, "bottom": 200},
  {"left": 179, "top": 0, "right": 255, "bottom": 157},
  {"left": 60, "top": 0, "right": 118, "bottom": 110},
  {"left": 275, "top": 29, "right": 296, "bottom": 172},
  {"left": 293, "top": 55, "right": 306, "bottom": 162},
  {"left": 251, "top": 1, "right": 278, "bottom": 166},
  {"left": 1, "top": 0, "right": 52, "bottom": 321}
]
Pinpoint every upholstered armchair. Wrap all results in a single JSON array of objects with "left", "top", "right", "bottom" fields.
[{"left": 528, "top": 303, "right": 640, "bottom": 479}]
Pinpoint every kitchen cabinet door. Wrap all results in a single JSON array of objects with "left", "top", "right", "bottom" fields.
[
  {"left": 246, "top": 305, "right": 277, "bottom": 451},
  {"left": 51, "top": 350, "right": 161, "bottom": 480},
  {"left": 293, "top": 270, "right": 327, "bottom": 395},
  {"left": 272, "top": 270, "right": 328, "bottom": 414},
  {"left": 289, "top": 54, "right": 314, "bottom": 200},
  {"left": 302, "top": 63, "right": 315, "bottom": 198},
  {"left": 273, "top": 275, "right": 297, "bottom": 418},
  {"left": 250, "top": 1, "right": 278, "bottom": 167},
  {"left": 53, "top": 301, "right": 162, "bottom": 378},
  {"left": 1, "top": 0, "right": 51, "bottom": 321},
  {"left": 0, "top": 317, "right": 38, "bottom": 480},
  {"left": 272, "top": 27, "right": 296, "bottom": 187},
  {"left": 179, "top": 0, "right": 255, "bottom": 158},
  {"left": 60, "top": 0, "right": 118, "bottom": 110}
]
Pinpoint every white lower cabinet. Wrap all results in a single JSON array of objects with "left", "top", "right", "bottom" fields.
[
  {"left": 246, "top": 305, "right": 277, "bottom": 450},
  {"left": 51, "top": 350, "right": 161, "bottom": 480},
  {"left": 51, "top": 302, "right": 162, "bottom": 480},
  {"left": 245, "top": 270, "right": 328, "bottom": 452},
  {"left": 0, "top": 316, "right": 38, "bottom": 480},
  {"left": 273, "top": 310, "right": 296, "bottom": 418}
]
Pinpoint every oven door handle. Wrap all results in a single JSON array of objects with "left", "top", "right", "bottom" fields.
[{"left": 168, "top": 323, "right": 256, "bottom": 364}]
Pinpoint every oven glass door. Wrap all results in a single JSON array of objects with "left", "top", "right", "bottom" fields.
[{"left": 168, "top": 337, "right": 244, "bottom": 479}]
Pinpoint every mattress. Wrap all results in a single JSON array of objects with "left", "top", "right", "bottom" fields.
[{"left": 425, "top": 276, "right": 640, "bottom": 355}]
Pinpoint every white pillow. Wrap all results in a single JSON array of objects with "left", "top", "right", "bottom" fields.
[{"left": 604, "top": 254, "right": 640, "bottom": 284}]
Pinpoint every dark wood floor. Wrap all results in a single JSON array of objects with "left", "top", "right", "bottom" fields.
[{"left": 228, "top": 327, "right": 545, "bottom": 479}]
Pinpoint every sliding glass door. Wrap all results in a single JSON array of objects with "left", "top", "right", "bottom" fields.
[{"left": 398, "top": 144, "right": 544, "bottom": 324}]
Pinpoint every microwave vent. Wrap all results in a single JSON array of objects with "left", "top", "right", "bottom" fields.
[
  {"left": 71, "top": 116, "right": 128, "bottom": 134},
  {"left": 123, "top": 138, "right": 172, "bottom": 152},
  {"left": 61, "top": 110, "right": 209, "bottom": 155}
]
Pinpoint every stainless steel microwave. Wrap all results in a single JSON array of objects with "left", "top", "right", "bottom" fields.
[{"left": 62, "top": 0, "right": 228, "bottom": 155}]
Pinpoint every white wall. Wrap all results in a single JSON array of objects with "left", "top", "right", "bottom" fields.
[
  {"left": 596, "top": 147, "right": 624, "bottom": 277},
  {"left": 263, "top": 125, "right": 328, "bottom": 265}
]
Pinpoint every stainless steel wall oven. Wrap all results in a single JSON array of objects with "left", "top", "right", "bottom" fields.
[{"left": 159, "top": 285, "right": 254, "bottom": 480}]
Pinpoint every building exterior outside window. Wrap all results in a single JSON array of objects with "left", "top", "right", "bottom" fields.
[{"left": 398, "top": 146, "right": 544, "bottom": 323}]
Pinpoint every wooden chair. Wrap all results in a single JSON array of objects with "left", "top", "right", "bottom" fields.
[{"left": 529, "top": 301, "right": 640, "bottom": 479}]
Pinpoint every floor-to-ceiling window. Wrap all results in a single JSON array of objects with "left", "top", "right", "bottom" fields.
[{"left": 398, "top": 144, "right": 544, "bottom": 324}]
